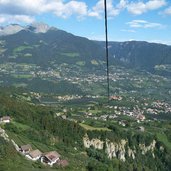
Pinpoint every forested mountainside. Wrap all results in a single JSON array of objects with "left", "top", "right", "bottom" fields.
[
  {"left": 0, "top": 24, "right": 103, "bottom": 67},
  {"left": 0, "top": 23, "right": 171, "bottom": 73},
  {"left": 97, "top": 41, "right": 171, "bottom": 72},
  {"left": 0, "top": 88, "right": 171, "bottom": 171}
]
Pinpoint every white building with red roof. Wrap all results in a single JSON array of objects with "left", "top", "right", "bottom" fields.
[{"left": 41, "top": 151, "right": 60, "bottom": 166}]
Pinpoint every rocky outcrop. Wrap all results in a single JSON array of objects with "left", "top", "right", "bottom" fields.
[
  {"left": 139, "top": 140, "right": 156, "bottom": 158},
  {"left": 0, "top": 24, "right": 24, "bottom": 36},
  {"left": 27, "top": 22, "right": 51, "bottom": 33},
  {"left": 0, "top": 127, "right": 9, "bottom": 141},
  {"left": 83, "top": 134, "right": 104, "bottom": 150},
  {"left": 83, "top": 135, "right": 159, "bottom": 162},
  {"left": 83, "top": 135, "right": 128, "bottom": 162},
  {"left": 128, "top": 147, "right": 136, "bottom": 159},
  {"left": 106, "top": 139, "right": 127, "bottom": 162}
]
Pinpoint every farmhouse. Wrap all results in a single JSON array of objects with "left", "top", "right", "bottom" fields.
[
  {"left": 118, "top": 120, "right": 127, "bottom": 127},
  {"left": 26, "top": 149, "right": 42, "bottom": 161},
  {"left": 110, "top": 95, "right": 122, "bottom": 101},
  {"left": 136, "top": 114, "right": 146, "bottom": 121},
  {"left": 41, "top": 151, "right": 60, "bottom": 166},
  {"left": 20, "top": 144, "right": 32, "bottom": 154},
  {"left": 0, "top": 116, "right": 11, "bottom": 123}
]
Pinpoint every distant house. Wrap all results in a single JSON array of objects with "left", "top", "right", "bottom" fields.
[
  {"left": 61, "top": 115, "right": 67, "bottom": 120},
  {"left": 110, "top": 95, "right": 122, "bottom": 101},
  {"left": 136, "top": 114, "right": 146, "bottom": 121},
  {"left": 138, "top": 126, "right": 145, "bottom": 132},
  {"left": 118, "top": 120, "right": 127, "bottom": 127},
  {"left": 20, "top": 144, "right": 32, "bottom": 154},
  {"left": 0, "top": 116, "right": 11, "bottom": 123},
  {"left": 26, "top": 149, "right": 42, "bottom": 161},
  {"left": 41, "top": 151, "right": 60, "bottom": 166}
]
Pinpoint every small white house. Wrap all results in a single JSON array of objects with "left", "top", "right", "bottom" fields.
[
  {"left": 119, "top": 120, "right": 126, "bottom": 127},
  {"left": 26, "top": 149, "right": 42, "bottom": 161},
  {"left": 0, "top": 116, "right": 11, "bottom": 123},
  {"left": 20, "top": 144, "right": 32, "bottom": 154},
  {"left": 41, "top": 151, "right": 60, "bottom": 166},
  {"left": 136, "top": 114, "right": 146, "bottom": 121}
]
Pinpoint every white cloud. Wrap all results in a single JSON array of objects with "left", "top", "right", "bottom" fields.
[
  {"left": 127, "top": 20, "right": 166, "bottom": 29},
  {"left": 163, "top": 6, "right": 171, "bottom": 15},
  {"left": 127, "top": 20, "right": 147, "bottom": 28},
  {"left": 0, "top": 17, "right": 6, "bottom": 24},
  {"left": 88, "top": 0, "right": 127, "bottom": 18},
  {"left": 118, "top": 0, "right": 128, "bottom": 9},
  {"left": 0, "top": 0, "right": 169, "bottom": 24},
  {"left": 12, "top": 15, "right": 35, "bottom": 23},
  {"left": 127, "top": 0, "right": 166, "bottom": 15},
  {"left": 150, "top": 39, "right": 171, "bottom": 45},
  {"left": 54, "top": 1, "right": 87, "bottom": 18},
  {"left": 88, "top": 0, "right": 166, "bottom": 18},
  {"left": 0, "top": 14, "right": 35, "bottom": 24},
  {"left": 88, "top": 0, "right": 103, "bottom": 18},
  {"left": 121, "top": 29, "right": 136, "bottom": 32},
  {"left": 0, "top": 0, "right": 46, "bottom": 15},
  {"left": 0, "top": 0, "right": 88, "bottom": 24},
  {"left": 88, "top": 34, "right": 106, "bottom": 41}
]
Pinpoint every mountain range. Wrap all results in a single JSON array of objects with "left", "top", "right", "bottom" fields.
[
  {"left": 0, "top": 23, "right": 103, "bottom": 67},
  {"left": 0, "top": 23, "right": 171, "bottom": 73},
  {"left": 0, "top": 23, "right": 54, "bottom": 36}
]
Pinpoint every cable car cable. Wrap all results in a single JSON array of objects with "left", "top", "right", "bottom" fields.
[{"left": 104, "top": 0, "right": 110, "bottom": 103}]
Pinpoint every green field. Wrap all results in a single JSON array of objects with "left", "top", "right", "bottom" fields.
[
  {"left": 13, "top": 45, "right": 33, "bottom": 53},
  {"left": 76, "top": 61, "right": 86, "bottom": 66},
  {"left": 12, "top": 74, "right": 33, "bottom": 79},
  {"left": 12, "top": 121, "right": 30, "bottom": 130},
  {"left": 61, "top": 52, "right": 79, "bottom": 57},
  {"left": 13, "top": 83, "right": 28, "bottom": 88},
  {"left": 91, "top": 60, "right": 99, "bottom": 65},
  {"left": 79, "top": 123, "right": 111, "bottom": 131},
  {"left": 157, "top": 133, "right": 171, "bottom": 150},
  {"left": 24, "top": 53, "right": 33, "bottom": 57}
]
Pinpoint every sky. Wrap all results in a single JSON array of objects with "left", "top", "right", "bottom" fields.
[{"left": 0, "top": 0, "right": 171, "bottom": 44}]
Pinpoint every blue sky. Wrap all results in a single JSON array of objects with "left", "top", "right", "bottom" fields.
[{"left": 0, "top": 0, "right": 171, "bottom": 44}]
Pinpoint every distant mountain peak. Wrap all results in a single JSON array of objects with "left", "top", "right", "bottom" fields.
[
  {"left": 0, "top": 24, "right": 24, "bottom": 36},
  {"left": 0, "top": 23, "right": 58, "bottom": 36},
  {"left": 26, "top": 22, "right": 52, "bottom": 33}
]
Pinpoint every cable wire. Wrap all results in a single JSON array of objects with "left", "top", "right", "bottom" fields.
[{"left": 104, "top": 0, "right": 110, "bottom": 103}]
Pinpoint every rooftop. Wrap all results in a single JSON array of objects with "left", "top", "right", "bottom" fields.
[
  {"left": 44, "top": 151, "right": 60, "bottom": 162},
  {"left": 29, "top": 149, "right": 42, "bottom": 158},
  {"left": 20, "top": 144, "right": 32, "bottom": 151}
]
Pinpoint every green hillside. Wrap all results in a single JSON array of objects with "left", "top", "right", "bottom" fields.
[{"left": 0, "top": 88, "right": 171, "bottom": 171}]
